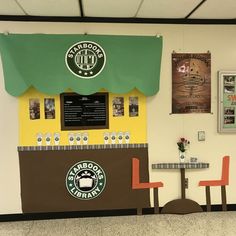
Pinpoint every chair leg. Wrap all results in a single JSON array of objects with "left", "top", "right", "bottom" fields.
[
  {"left": 221, "top": 186, "right": 227, "bottom": 211},
  {"left": 153, "top": 188, "right": 159, "bottom": 214},
  {"left": 205, "top": 186, "right": 211, "bottom": 212}
]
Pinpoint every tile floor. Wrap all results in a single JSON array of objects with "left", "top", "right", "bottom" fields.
[{"left": 0, "top": 211, "right": 235, "bottom": 236}]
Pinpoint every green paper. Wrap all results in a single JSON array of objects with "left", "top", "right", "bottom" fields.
[{"left": 0, "top": 34, "right": 162, "bottom": 96}]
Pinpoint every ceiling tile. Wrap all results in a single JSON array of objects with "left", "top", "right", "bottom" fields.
[
  {"left": 137, "top": 0, "right": 202, "bottom": 18},
  {"left": 0, "top": 0, "right": 25, "bottom": 15},
  {"left": 84, "top": 0, "right": 141, "bottom": 17},
  {"left": 190, "top": 0, "right": 236, "bottom": 19},
  {"left": 17, "top": 0, "right": 81, "bottom": 16}
]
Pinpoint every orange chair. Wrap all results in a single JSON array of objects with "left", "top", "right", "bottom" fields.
[
  {"left": 199, "top": 156, "right": 230, "bottom": 211},
  {"left": 132, "top": 157, "right": 163, "bottom": 214}
]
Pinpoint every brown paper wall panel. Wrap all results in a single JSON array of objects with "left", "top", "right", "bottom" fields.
[{"left": 19, "top": 148, "right": 150, "bottom": 213}]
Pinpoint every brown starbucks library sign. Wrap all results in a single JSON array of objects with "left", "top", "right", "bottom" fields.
[{"left": 60, "top": 92, "right": 109, "bottom": 130}]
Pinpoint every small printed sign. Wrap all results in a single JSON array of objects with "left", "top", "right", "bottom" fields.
[{"left": 66, "top": 160, "right": 106, "bottom": 200}]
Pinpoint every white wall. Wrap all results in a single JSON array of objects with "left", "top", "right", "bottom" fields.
[
  {"left": 0, "top": 57, "right": 21, "bottom": 214},
  {"left": 147, "top": 25, "right": 236, "bottom": 207},
  {"left": 0, "top": 22, "right": 236, "bottom": 213}
]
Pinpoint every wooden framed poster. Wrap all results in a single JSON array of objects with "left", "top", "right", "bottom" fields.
[
  {"left": 218, "top": 71, "right": 236, "bottom": 133},
  {"left": 60, "top": 92, "right": 109, "bottom": 130}
]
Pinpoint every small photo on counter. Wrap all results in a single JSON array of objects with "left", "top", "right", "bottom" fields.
[{"left": 29, "top": 98, "right": 40, "bottom": 120}]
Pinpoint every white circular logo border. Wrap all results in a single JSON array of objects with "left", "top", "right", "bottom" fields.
[
  {"left": 65, "top": 41, "right": 106, "bottom": 79},
  {"left": 65, "top": 160, "right": 106, "bottom": 200}
]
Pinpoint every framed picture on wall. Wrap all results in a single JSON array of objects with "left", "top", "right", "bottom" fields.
[{"left": 218, "top": 71, "right": 236, "bottom": 133}]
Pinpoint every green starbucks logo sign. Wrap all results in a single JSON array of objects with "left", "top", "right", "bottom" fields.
[
  {"left": 66, "top": 160, "right": 106, "bottom": 200},
  {"left": 65, "top": 41, "right": 106, "bottom": 79}
]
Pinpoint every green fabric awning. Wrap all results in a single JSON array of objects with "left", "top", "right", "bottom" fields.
[{"left": 0, "top": 34, "right": 162, "bottom": 96}]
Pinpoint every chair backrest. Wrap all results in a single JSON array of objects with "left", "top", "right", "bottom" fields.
[
  {"left": 132, "top": 157, "right": 164, "bottom": 189},
  {"left": 221, "top": 156, "right": 230, "bottom": 185}
]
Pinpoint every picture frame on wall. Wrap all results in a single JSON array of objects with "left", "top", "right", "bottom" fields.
[{"left": 218, "top": 71, "right": 236, "bottom": 133}]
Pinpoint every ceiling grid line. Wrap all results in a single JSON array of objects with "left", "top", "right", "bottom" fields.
[
  {"left": 14, "top": 0, "right": 28, "bottom": 15},
  {"left": 1, "top": 15, "right": 236, "bottom": 24},
  {"left": 78, "top": 0, "right": 84, "bottom": 17},
  {"left": 134, "top": 0, "right": 145, "bottom": 18},
  {"left": 185, "top": 0, "right": 207, "bottom": 19}
]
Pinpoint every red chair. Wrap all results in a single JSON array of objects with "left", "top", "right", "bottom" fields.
[
  {"left": 199, "top": 156, "right": 230, "bottom": 211},
  {"left": 132, "top": 157, "right": 163, "bottom": 214}
]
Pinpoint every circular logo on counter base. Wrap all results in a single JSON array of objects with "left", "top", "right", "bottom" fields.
[
  {"left": 65, "top": 41, "right": 106, "bottom": 79},
  {"left": 66, "top": 160, "right": 106, "bottom": 200}
]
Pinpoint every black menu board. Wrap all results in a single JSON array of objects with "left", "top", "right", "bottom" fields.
[{"left": 60, "top": 93, "right": 109, "bottom": 130}]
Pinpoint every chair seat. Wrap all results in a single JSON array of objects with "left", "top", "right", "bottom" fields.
[
  {"left": 133, "top": 181, "right": 163, "bottom": 189},
  {"left": 199, "top": 180, "right": 227, "bottom": 187}
]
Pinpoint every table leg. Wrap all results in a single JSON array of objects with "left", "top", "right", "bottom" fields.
[
  {"left": 180, "top": 168, "right": 186, "bottom": 199},
  {"left": 161, "top": 167, "right": 203, "bottom": 214}
]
